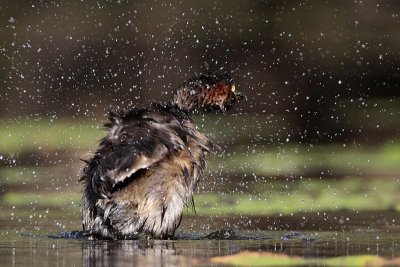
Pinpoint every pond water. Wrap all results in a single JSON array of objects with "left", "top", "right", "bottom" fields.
[{"left": 1, "top": 208, "right": 400, "bottom": 266}]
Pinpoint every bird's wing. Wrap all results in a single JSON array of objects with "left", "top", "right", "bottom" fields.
[{"left": 82, "top": 108, "right": 187, "bottom": 199}]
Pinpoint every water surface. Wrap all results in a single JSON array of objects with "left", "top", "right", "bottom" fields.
[{"left": 1, "top": 209, "right": 400, "bottom": 266}]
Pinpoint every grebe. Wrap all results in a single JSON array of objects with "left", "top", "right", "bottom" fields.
[{"left": 80, "top": 73, "right": 244, "bottom": 239}]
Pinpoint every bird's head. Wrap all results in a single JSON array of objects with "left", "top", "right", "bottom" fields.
[{"left": 171, "top": 73, "right": 245, "bottom": 112}]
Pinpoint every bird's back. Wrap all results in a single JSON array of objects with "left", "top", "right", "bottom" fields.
[{"left": 81, "top": 104, "right": 212, "bottom": 239}]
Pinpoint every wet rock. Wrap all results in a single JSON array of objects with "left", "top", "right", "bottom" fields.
[
  {"left": 49, "top": 231, "right": 87, "bottom": 240},
  {"left": 203, "top": 228, "right": 236, "bottom": 240},
  {"left": 281, "top": 231, "right": 315, "bottom": 242}
]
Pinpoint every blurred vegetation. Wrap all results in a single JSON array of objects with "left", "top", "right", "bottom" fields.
[
  {"left": 196, "top": 177, "right": 400, "bottom": 216},
  {"left": 1, "top": 118, "right": 399, "bottom": 175},
  {"left": 210, "top": 251, "right": 400, "bottom": 267},
  {"left": 1, "top": 121, "right": 399, "bottom": 221},
  {"left": 1, "top": 119, "right": 400, "bottom": 218},
  {"left": 2, "top": 176, "right": 400, "bottom": 218},
  {"left": 0, "top": 119, "right": 103, "bottom": 154}
]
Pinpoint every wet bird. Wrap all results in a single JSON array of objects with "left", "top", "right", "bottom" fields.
[{"left": 80, "top": 73, "right": 244, "bottom": 240}]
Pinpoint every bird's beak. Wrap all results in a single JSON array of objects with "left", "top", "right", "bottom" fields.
[
  {"left": 231, "top": 85, "right": 246, "bottom": 101},
  {"left": 234, "top": 91, "right": 246, "bottom": 101}
]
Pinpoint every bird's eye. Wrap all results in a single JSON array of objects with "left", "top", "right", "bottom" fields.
[{"left": 231, "top": 84, "right": 236, "bottom": 93}]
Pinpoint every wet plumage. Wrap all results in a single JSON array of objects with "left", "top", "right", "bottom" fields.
[{"left": 80, "top": 73, "right": 243, "bottom": 239}]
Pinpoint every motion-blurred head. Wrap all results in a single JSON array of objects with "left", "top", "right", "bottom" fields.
[{"left": 172, "top": 73, "right": 245, "bottom": 112}]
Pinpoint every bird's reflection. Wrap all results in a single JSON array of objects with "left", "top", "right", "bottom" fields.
[{"left": 81, "top": 240, "right": 190, "bottom": 267}]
